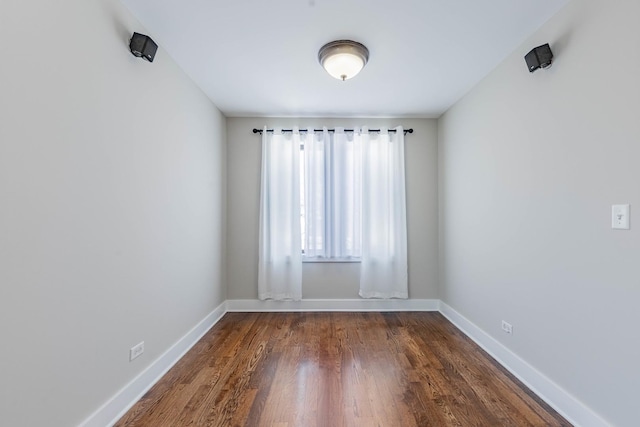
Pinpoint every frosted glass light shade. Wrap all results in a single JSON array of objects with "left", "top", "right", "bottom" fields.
[{"left": 318, "top": 40, "right": 369, "bottom": 81}]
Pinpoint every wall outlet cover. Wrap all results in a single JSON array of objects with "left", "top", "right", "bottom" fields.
[
  {"left": 130, "top": 341, "right": 145, "bottom": 361},
  {"left": 501, "top": 320, "right": 513, "bottom": 334},
  {"left": 612, "top": 204, "right": 630, "bottom": 230}
]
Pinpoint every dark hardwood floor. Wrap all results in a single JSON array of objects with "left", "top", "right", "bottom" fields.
[{"left": 115, "top": 312, "right": 570, "bottom": 426}]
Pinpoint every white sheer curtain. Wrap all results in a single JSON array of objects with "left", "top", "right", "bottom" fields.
[
  {"left": 359, "top": 126, "right": 408, "bottom": 298},
  {"left": 303, "top": 128, "right": 361, "bottom": 259},
  {"left": 258, "top": 125, "right": 407, "bottom": 300},
  {"left": 258, "top": 127, "right": 302, "bottom": 300}
]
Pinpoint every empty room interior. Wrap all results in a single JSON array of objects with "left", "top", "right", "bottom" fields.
[{"left": 1, "top": 0, "right": 638, "bottom": 426}]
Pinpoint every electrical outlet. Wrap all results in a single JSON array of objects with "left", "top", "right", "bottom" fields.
[
  {"left": 501, "top": 320, "right": 513, "bottom": 334},
  {"left": 130, "top": 341, "right": 144, "bottom": 361}
]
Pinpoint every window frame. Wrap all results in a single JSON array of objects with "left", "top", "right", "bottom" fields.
[{"left": 299, "top": 139, "right": 361, "bottom": 263}]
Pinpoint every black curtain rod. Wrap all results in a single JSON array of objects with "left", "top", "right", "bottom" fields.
[{"left": 253, "top": 128, "right": 413, "bottom": 135}]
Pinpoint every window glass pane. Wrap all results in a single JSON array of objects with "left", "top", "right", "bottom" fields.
[{"left": 301, "top": 130, "right": 361, "bottom": 260}]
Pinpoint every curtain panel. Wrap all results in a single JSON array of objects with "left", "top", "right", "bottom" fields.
[
  {"left": 358, "top": 127, "right": 408, "bottom": 298},
  {"left": 258, "top": 127, "right": 302, "bottom": 300}
]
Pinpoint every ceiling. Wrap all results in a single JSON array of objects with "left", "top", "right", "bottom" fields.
[{"left": 121, "top": 0, "right": 568, "bottom": 118}]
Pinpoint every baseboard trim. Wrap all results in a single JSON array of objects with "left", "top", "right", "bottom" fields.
[
  {"left": 226, "top": 298, "right": 439, "bottom": 312},
  {"left": 78, "top": 300, "right": 228, "bottom": 427},
  {"left": 438, "top": 301, "right": 611, "bottom": 427}
]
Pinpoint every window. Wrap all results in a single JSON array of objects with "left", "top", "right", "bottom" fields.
[
  {"left": 300, "top": 129, "right": 361, "bottom": 261},
  {"left": 258, "top": 125, "right": 409, "bottom": 299}
]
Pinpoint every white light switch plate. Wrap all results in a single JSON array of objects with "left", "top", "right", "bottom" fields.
[{"left": 612, "top": 204, "right": 630, "bottom": 230}]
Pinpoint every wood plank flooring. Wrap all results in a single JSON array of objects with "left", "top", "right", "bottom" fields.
[{"left": 115, "top": 312, "right": 570, "bottom": 426}]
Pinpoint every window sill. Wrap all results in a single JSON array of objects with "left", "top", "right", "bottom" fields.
[{"left": 302, "top": 257, "right": 361, "bottom": 263}]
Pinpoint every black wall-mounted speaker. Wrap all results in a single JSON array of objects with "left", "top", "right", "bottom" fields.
[
  {"left": 129, "top": 33, "right": 158, "bottom": 62},
  {"left": 525, "top": 43, "right": 553, "bottom": 72}
]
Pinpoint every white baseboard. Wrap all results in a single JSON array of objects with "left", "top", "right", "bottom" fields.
[
  {"left": 226, "top": 298, "right": 439, "bottom": 312},
  {"left": 78, "top": 301, "right": 228, "bottom": 427},
  {"left": 438, "top": 301, "right": 611, "bottom": 427}
]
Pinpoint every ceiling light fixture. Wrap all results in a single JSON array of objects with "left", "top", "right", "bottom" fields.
[{"left": 318, "top": 40, "right": 369, "bottom": 81}]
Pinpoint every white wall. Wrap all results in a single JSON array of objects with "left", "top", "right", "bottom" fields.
[
  {"left": 226, "top": 117, "right": 438, "bottom": 300},
  {"left": 438, "top": 1, "right": 640, "bottom": 426},
  {"left": 0, "top": 1, "right": 226, "bottom": 426}
]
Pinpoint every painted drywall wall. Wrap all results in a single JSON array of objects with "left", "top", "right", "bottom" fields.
[
  {"left": 438, "top": 1, "right": 639, "bottom": 426},
  {"left": 0, "top": 1, "right": 226, "bottom": 426},
  {"left": 227, "top": 117, "right": 438, "bottom": 300}
]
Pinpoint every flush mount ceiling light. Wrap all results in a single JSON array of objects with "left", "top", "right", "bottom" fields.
[{"left": 318, "top": 40, "right": 369, "bottom": 81}]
